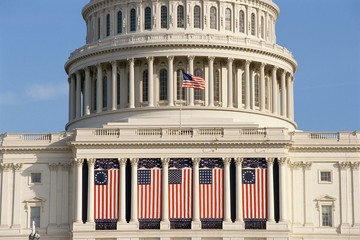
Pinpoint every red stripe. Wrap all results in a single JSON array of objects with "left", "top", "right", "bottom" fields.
[
  {"left": 152, "top": 169, "right": 156, "bottom": 218},
  {"left": 265, "top": 169, "right": 268, "bottom": 218},
  {"left": 110, "top": 171, "right": 113, "bottom": 218},
  {"left": 242, "top": 182, "right": 245, "bottom": 218},
  {"left": 137, "top": 185, "right": 139, "bottom": 219},
  {"left": 94, "top": 185, "right": 97, "bottom": 219},
  {"left": 188, "top": 169, "right": 191, "bottom": 218}
]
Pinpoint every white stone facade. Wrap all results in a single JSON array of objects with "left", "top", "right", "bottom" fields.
[{"left": 0, "top": 0, "right": 359, "bottom": 240}]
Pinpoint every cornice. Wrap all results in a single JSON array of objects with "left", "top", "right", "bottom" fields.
[
  {"left": 0, "top": 146, "right": 71, "bottom": 154},
  {"left": 289, "top": 146, "right": 360, "bottom": 153}
]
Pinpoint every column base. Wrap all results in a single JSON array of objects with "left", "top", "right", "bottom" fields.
[
  {"left": 191, "top": 220, "right": 201, "bottom": 230},
  {"left": 222, "top": 220, "right": 236, "bottom": 230},
  {"left": 340, "top": 223, "right": 351, "bottom": 233},
  {"left": 116, "top": 220, "right": 128, "bottom": 230},
  {"left": 0, "top": 224, "right": 9, "bottom": 229},
  {"left": 47, "top": 223, "right": 58, "bottom": 234},
  {"left": 234, "top": 220, "right": 245, "bottom": 230},
  {"left": 350, "top": 224, "right": 360, "bottom": 234},
  {"left": 266, "top": 221, "right": 290, "bottom": 231},
  {"left": 160, "top": 220, "right": 170, "bottom": 230},
  {"left": 73, "top": 221, "right": 95, "bottom": 231},
  {"left": 126, "top": 220, "right": 139, "bottom": 230}
]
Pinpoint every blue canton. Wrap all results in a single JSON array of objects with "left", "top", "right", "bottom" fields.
[
  {"left": 138, "top": 170, "right": 151, "bottom": 185},
  {"left": 169, "top": 169, "right": 182, "bottom": 184},
  {"left": 95, "top": 170, "right": 108, "bottom": 185},
  {"left": 242, "top": 169, "right": 255, "bottom": 184},
  {"left": 199, "top": 169, "right": 212, "bottom": 184}
]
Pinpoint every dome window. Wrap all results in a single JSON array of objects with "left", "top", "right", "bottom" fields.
[
  {"left": 210, "top": 7, "right": 217, "bottom": 29},
  {"left": 225, "top": 8, "right": 231, "bottom": 31},
  {"left": 239, "top": 10, "right": 245, "bottom": 33},
  {"left": 194, "top": 6, "right": 201, "bottom": 28},
  {"left": 130, "top": 9, "right": 136, "bottom": 32},
  {"left": 145, "top": 7, "right": 152, "bottom": 30},
  {"left": 117, "top": 11, "right": 122, "bottom": 34},
  {"left": 177, "top": 5, "right": 185, "bottom": 28}
]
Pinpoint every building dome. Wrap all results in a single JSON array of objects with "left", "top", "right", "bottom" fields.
[{"left": 65, "top": 0, "right": 297, "bottom": 131}]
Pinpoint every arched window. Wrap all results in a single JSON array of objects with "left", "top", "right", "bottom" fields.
[
  {"left": 210, "top": 7, "right": 217, "bottom": 29},
  {"left": 117, "top": 11, "right": 122, "bottom": 34},
  {"left": 214, "top": 70, "right": 220, "bottom": 102},
  {"left": 176, "top": 69, "right": 186, "bottom": 100},
  {"left": 144, "top": 7, "right": 152, "bottom": 30},
  {"left": 177, "top": 5, "right": 185, "bottom": 28},
  {"left": 130, "top": 9, "right": 136, "bottom": 32},
  {"left": 143, "top": 70, "right": 149, "bottom": 102},
  {"left": 161, "top": 6, "right": 168, "bottom": 29},
  {"left": 106, "top": 14, "right": 110, "bottom": 36},
  {"left": 194, "top": 6, "right": 201, "bottom": 28},
  {"left": 97, "top": 18, "right": 101, "bottom": 39},
  {"left": 225, "top": 8, "right": 231, "bottom": 31},
  {"left": 242, "top": 73, "right": 245, "bottom": 104},
  {"left": 159, "top": 69, "right": 168, "bottom": 101},
  {"left": 117, "top": 74, "right": 120, "bottom": 105},
  {"left": 261, "top": 16, "right": 264, "bottom": 38},
  {"left": 251, "top": 13, "right": 255, "bottom": 36},
  {"left": 103, "top": 76, "right": 107, "bottom": 108},
  {"left": 194, "top": 69, "right": 204, "bottom": 101},
  {"left": 239, "top": 10, "right": 245, "bottom": 33},
  {"left": 255, "top": 74, "right": 259, "bottom": 107}
]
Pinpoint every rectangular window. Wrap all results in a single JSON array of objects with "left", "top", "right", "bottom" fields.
[
  {"left": 31, "top": 173, "right": 41, "bottom": 183},
  {"left": 30, "top": 207, "right": 40, "bottom": 227},
  {"left": 319, "top": 170, "right": 332, "bottom": 183},
  {"left": 321, "top": 205, "right": 332, "bottom": 227}
]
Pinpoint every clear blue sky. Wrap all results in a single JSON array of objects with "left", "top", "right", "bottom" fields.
[{"left": 0, "top": 0, "right": 359, "bottom": 133}]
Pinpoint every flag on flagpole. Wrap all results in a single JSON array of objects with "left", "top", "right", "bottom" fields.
[{"left": 182, "top": 71, "right": 205, "bottom": 90}]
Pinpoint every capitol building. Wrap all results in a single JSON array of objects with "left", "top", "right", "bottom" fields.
[{"left": 0, "top": 0, "right": 359, "bottom": 239}]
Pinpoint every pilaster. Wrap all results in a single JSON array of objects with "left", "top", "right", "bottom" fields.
[
  {"left": 0, "top": 163, "right": 12, "bottom": 228},
  {"left": 11, "top": 163, "right": 22, "bottom": 231},
  {"left": 351, "top": 162, "right": 360, "bottom": 231},
  {"left": 339, "top": 161, "right": 351, "bottom": 232}
]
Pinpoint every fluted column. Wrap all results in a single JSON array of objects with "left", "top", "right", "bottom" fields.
[
  {"left": 69, "top": 76, "right": 76, "bottom": 121},
  {"left": 130, "top": 158, "right": 139, "bottom": 224},
  {"left": 48, "top": 163, "right": 58, "bottom": 228},
  {"left": 84, "top": 67, "right": 91, "bottom": 116},
  {"left": 12, "top": 163, "right": 23, "bottom": 228},
  {"left": 351, "top": 162, "right": 360, "bottom": 227},
  {"left": 303, "top": 162, "right": 313, "bottom": 227},
  {"left": 160, "top": 158, "right": 170, "bottom": 229},
  {"left": 271, "top": 67, "right": 278, "bottom": 114},
  {"left": 118, "top": 158, "right": 127, "bottom": 224},
  {"left": 235, "top": 158, "right": 244, "bottom": 226},
  {"left": 339, "top": 162, "right": 350, "bottom": 229},
  {"left": 260, "top": 63, "right": 266, "bottom": 111},
  {"left": 237, "top": 65, "right": 242, "bottom": 109},
  {"left": 87, "top": 159, "right": 96, "bottom": 224},
  {"left": 0, "top": 163, "right": 11, "bottom": 228},
  {"left": 188, "top": 56, "right": 194, "bottom": 106},
  {"left": 96, "top": 64, "right": 103, "bottom": 113},
  {"left": 128, "top": 58, "right": 135, "bottom": 108},
  {"left": 245, "top": 60, "right": 251, "bottom": 110},
  {"left": 290, "top": 77, "right": 295, "bottom": 120},
  {"left": 278, "top": 158, "right": 287, "bottom": 222},
  {"left": 227, "top": 58, "right": 234, "bottom": 108},
  {"left": 111, "top": 61, "right": 118, "bottom": 110},
  {"left": 223, "top": 158, "right": 232, "bottom": 223},
  {"left": 208, "top": 57, "right": 215, "bottom": 107},
  {"left": 61, "top": 163, "right": 70, "bottom": 227},
  {"left": 147, "top": 57, "right": 154, "bottom": 107},
  {"left": 281, "top": 71, "right": 286, "bottom": 117},
  {"left": 266, "top": 158, "right": 275, "bottom": 223},
  {"left": 74, "top": 158, "right": 84, "bottom": 224},
  {"left": 191, "top": 157, "right": 201, "bottom": 229},
  {"left": 167, "top": 57, "right": 174, "bottom": 106},
  {"left": 286, "top": 74, "right": 291, "bottom": 118},
  {"left": 75, "top": 71, "right": 82, "bottom": 118}
]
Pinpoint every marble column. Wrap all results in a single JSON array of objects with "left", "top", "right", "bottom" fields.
[
  {"left": 188, "top": 56, "right": 194, "bottom": 106},
  {"left": 236, "top": 65, "right": 242, "bottom": 109},
  {"left": 160, "top": 158, "right": 170, "bottom": 229},
  {"left": 339, "top": 162, "right": 350, "bottom": 230},
  {"left": 278, "top": 158, "right": 287, "bottom": 222},
  {"left": 69, "top": 76, "right": 76, "bottom": 121},
  {"left": 111, "top": 61, "right": 118, "bottom": 110},
  {"left": 208, "top": 57, "right": 215, "bottom": 107},
  {"left": 96, "top": 64, "right": 103, "bottom": 113},
  {"left": 271, "top": 67, "right": 278, "bottom": 114},
  {"left": 61, "top": 163, "right": 70, "bottom": 228},
  {"left": 303, "top": 162, "right": 313, "bottom": 227},
  {"left": 245, "top": 60, "right": 251, "bottom": 110},
  {"left": 235, "top": 158, "right": 245, "bottom": 228},
  {"left": 84, "top": 67, "right": 91, "bottom": 116},
  {"left": 281, "top": 71, "right": 286, "bottom": 117},
  {"left": 11, "top": 163, "right": 23, "bottom": 228},
  {"left": 128, "top": 58, "right": 135, "bottom": 108},
  {"left": 87, "top": 159, "right": 96, "bottom": 224},
  {"left": 48, "top": 163, "right": 58, "bottom": 229},
  {"left": 351, "top": 162, "right": 360, "bottom": 227},
  {"left": 286, "top": 74, "right": 291, "bottom": 118},
  {"left": 75, "top": 71, "right": 82, "bottom": 118},
  {"left": 167, "top": 57, "right": 174, "bottom": 107},
  {"left": 118, "top": 158, "right": 127, "bottom": 226},
  {"left": 227, "top": 58, "right": 234, "bottom": 108},
  {"left": 260, "top": 63, "right": 266, "bottom": 111},
  {"left": 147, "top": 57, "right": 154, "bottom": 107},
  {"left": 266, "top": 158, "right": 275, "bottom": 223},
  {"left": 290, "top": 77, "right": 295, "bottom": 120},
  {"left": 74, "top": 158, "right": 84, "bottom": 224},
  {"left": 0, "top": 163, "right": 11, "bottom": 228},
  {"left": 130, "top": 158, "right": 139, "bottom": 226},
  {"left": 223, "top": 158, "right": 232, "bottom": 223},
  {"left": 192, "top": 157, "right": 201, "bottom": 229}
]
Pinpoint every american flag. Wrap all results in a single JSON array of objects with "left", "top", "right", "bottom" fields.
[
  {"left": 168, "top": 168, "right": 192, "bottom": 219},
  {"left": 242, "top": 166, "right": 267, "bottom": 219},
  {"left": 94, "top": 168, "right": 119, "bottom": 220},
  {"left": 137, "top": 168, "right": 162, "bottom": 219},
  {"left": 182, "top": 71, "right": 206, "bottom": 90},
  {"left": 199, "top": 168, "right": 224, "bottom": 219}
]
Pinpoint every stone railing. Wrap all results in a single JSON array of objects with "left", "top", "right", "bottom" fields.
[
  {"left": 309, "top": 132, "right": 339, "bottom": 140},
  {"left": 93, "top": 129, "right": 120, "bottom": 137},
  {"left": 0, "top": 132, "right": 73, "bottom": 147},
  {"left": 21, "top": 134, "right": 52, "bottom": 141},
  {"left": 136, "top": 128, "right": 162, "bottom": 136},
  {"left": 292, "top": 131, "right": 360, "bottom": 145}
]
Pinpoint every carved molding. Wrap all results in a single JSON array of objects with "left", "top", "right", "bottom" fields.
[
  {"left": 49, "top": 162, "right": 59, "bottom": 171},
  {"left": 74, "top": 158, "right": 84, "bottom": 166},
  {"left": 13, "top": 163, "right": 23, "bottom": 172},
  {"left": 351, "top": 162, "right": 360, "bottom": 170},
  {"left": 87, "top": 158, "right": 96, "bottom": 167},
  {"left": 223, "top": 157, "right": 232, "bottom": 166},
  {"left": 338, "top": 161, "right": 350, "bottom": 170},
  {"left": 302, "top": 161, "right": 312, "bottom": 170},
  {"left": 130, "top": 158, "right": 139, "bottom": 166},
  {"left": 161, "top": 157, "right": 170, "bottom": 166},
  {"left": 61, "top": 163, "right": 71, "bottom": 171},
  {"left": 192, "top": 157, "right": 201, "bottom": 166},
  {"left": 277, "top": 157, "right": 287, "bottom": 166},
  {"left": 234, "top": 157, "right": 244, "bottom": 166},
  {"left": 118, "top": 158, "right": 127, "bottom": 166},
  {"left": 266, "top": 157, "right": 275, "bottom": 166}
]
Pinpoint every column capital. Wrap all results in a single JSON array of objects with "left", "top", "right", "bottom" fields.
[
  {"left": 208, "top": 56, "right": 215, "bottom": 62},
  {"left": 127, "top": 58, "right": 134, "bottom": 65},
  {"left": 288, "top": 161, "right": 302, "bottom": 169},
  {"left": 130, "top": 158, "right": 139, "bottom": 166},
  {"left": 227, "top": 58, "right": 234, "bottom": 63},
  {"left": 302, "top": 161, "right": 312, "bottom": 170},
  {"left": 85, "top": 66, "right": 91, "bottom": 72},
  {"left": 0, "top": 163, "right": 12, "bottom": 171},
  {"left": 111, "top": 60, "right": 118, "bottom": 66},
  {"left": 49, "top": 162, "right": 59, "bottom": 171},
  {"left": 245, "top": 60, "right": 251, "bottom": 66},
  {"left": 188, "top": 55, "right": 195, "bottom": 62},
  {"left": 272, "top": 65, "right": 278, "bottom": 71},
  {"left": 351, "top": 162, "right": 360, "bottom": 170},
  {"left": 266, "top": 157, "right": 275, "bottom": 166},
  {"left": 61, "top": 163, "right": 71, "bottom": 171},
  {"left": 277, "top": 157, "right": 288, "bottom": 166},
  {"left": 234, "top": 157, "right": 244, "bottom": 166},
  {"left": 338, "top": 161, "right": 350, "bottom": 170},
  {"left": 118, "top": 158, "right": 127, "bottom": 166},
  {"left": 161, "top": 157, "right": 170, "bottom": 166},
  {"left": 223, "top": 157, "right": 232, "bottom": 166},
  {"left": 87, "top": 158, "right": 96, "bottom": 167},
  {"left": 192, "top": 157, "right": 201, "bottom": 166},
  {"left": 167, "top": 56, "right": 174, "bottom": 61},
  {"left": 96, "top": 63, "right": 102, "bottom": 69},
  {"left": 12, "top": 163, "right": 23, "bottom": 172},
  {"left": 74, "top": 158, "right": 84, "bottom": 167},
  {"left": 260, "top": 62, "right": 266, "bottom": 69},
  {"left": 146, "top": 56, "right": 154, "bottom": 62}
]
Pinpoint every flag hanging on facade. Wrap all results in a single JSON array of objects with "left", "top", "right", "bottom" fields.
[
  {"left": 242, "top": 158, "right": 267, "bottom": 219},
  {"left": 182, "top": 71, "right": 206, "bottom": 90},
  {"left": 137, "top": 159, "right": 162, "bottom": 219},
  {"left": 168, "top": 158, "right": 193, "bottom": 219},
  {"left": 94, "top": 159, "right": 119, "bottom": 220},
  {"left": 199, "top": 158, "right": 224, "bottom": 219}
]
